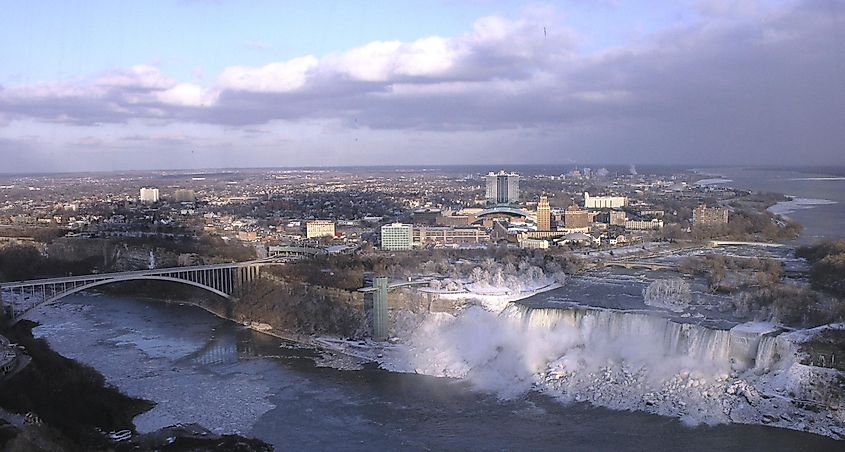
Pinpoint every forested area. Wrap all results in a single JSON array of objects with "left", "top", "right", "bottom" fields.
[{"left": 797, "top": 240, "right": 845, "bottom": 296}]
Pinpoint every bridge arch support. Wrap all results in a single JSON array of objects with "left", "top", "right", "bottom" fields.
[{"left": 4, "top": 275, "right": 235, "bottom": 323}]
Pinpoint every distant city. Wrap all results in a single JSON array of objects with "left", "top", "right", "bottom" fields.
[{"left": 0, "top": 166, "right": 736, "bottom": 256}]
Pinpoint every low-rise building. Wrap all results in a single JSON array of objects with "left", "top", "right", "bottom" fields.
[
  {"left": 436, "top": 213, "right": 476, "bottom": 227},
  {"left": 625, "top": 219, "right": 664, "bottom": 230},
  {"left": 584, "top": 192, "right": 627, "bottom": 209},
  {"left": 306, "top": 220, "right": 336, "bottom": 238},
  {"left": 413, "top": 226, "right": 489, "bottom": 246},
  {"left": 519, "top": 238, "right": 549, "bottom": 249}
]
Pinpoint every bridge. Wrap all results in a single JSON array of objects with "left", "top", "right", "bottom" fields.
[
  {"left": 0, "top": 246, "right": 323, "bottom": 323},
  {"left": 266, "top": 245, "right": 326, "bottom": 259},
  {"left": 357, "top": 278, "right": 434, "bottom": 293}
]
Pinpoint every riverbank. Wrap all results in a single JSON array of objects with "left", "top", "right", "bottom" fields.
[
  {"left": 0, "top": 319, "right": 153, "bottom": 449},
  {"left": 0, "top": 316, "right": 273, "bottom": 450}
]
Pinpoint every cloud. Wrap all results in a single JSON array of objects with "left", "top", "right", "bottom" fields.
[
  {"left": 0, "top": 1, "right": 843, "bottom": 167},
  {"left": 156, "top": 83, "right": 218, "bottom": 107},
  {"left": 218, "top": 56, "right": 319, "bottom": 93},
  {"left": 97, "top": 65, "right": 175, "bottom": 90}
]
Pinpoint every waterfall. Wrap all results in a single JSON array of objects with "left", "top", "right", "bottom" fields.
[
  {"left": 500, "top": 303, "right": 763, "bottom": 372},
  {"left": 148, "top": 251, "right": 156, "bottom": 270},
  {"left": 754, "top": 335, "right": 782, "bottom": 372}
]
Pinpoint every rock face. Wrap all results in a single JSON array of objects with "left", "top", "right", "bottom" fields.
[
  {"left": 46, "top": 238, "right": 181, "bottom": 271},
  {"left": 234, "top": 276, "right": 368, "bottom": 339},
  {"left": 118, "top": 424, "right": 273, "bottom": 451}
]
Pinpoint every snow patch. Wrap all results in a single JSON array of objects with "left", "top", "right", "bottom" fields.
[{"left": 767, "top": 197, "right": 837, "bottom": 218}]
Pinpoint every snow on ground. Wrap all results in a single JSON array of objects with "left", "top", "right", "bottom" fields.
[
  {"left": 768, "top": 196, "right": 837, "bottom": 218},
  {"left": 434, "top": 281, "right": 562, "bottom": 312},
  {"left": 695, "top": 178, "right": 734, "bottom": 185}
]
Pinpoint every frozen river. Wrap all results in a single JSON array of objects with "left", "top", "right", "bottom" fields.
[{"left": 27, "top": 294, "right": 839, "bottom": 451}]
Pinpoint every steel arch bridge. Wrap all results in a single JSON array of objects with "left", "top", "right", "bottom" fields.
[{"left": 0, "top": 246, "right": 323, "bottom": 323}]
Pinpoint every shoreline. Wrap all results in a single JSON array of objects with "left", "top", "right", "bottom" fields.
[{"left": 767, "top": 195, "right": 838, "bottom": 219}]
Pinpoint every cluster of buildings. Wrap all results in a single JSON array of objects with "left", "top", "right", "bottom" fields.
[
  {"left": 378, "top": 171, "right": 662, "bottom": 250},
  {"left": 0, "top": 167, "right": 739, "bottom": 256}
]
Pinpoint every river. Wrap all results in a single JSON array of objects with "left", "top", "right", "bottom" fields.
[{"left": 28, "top": 295, "right": 839, "bottom": 451}]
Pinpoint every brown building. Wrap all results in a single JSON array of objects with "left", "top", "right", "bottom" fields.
[
  {"left": 693, "top": 205, "right": 729, "bottom": 226},
  {"left": 536, "top": 195, "right": 551, "bottom": 231},
  {"left": 564, "top": 205, "right": 591, "bottom": 229},
  {"left": 436, "top": 213, "right": 476, "bottom": 227},
  {"left": 610, "top": 210, "right": 627, "bottom": 226},
  {"left": 412, "top": 209, "right": 442, "bottom": 225}
]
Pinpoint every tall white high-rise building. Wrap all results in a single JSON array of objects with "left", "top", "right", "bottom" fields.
[
  {"left": 139, "top": 187, "right": 160, "bottom": 203},
  {"left": 485, "top": 171, "right": 520, "bottom": 205}
]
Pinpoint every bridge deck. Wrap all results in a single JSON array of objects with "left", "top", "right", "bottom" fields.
[
  {"left": 0, "top": 262, "right": 250, "bottom": 289},
  {"left": 0, "top": 250, "right": 322, "bottom": 322}
]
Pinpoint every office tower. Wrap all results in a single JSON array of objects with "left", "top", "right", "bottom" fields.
[
  {"left": 485, "top": 171, "right": 520, "bottom": 205},
  {"left": 537, "top": 195, "right": 551, "bottom": 231}
]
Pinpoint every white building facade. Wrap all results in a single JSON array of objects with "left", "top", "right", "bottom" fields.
[
  {"left": 306, "top": 220, "right": 336, "bottom": 238},
  {"left": 584, "top": 192, "right": 627, "bottom": 209},
  {"left": 380, "top": 223, "right": 413, "bottom": 250},
  {"left": 139, "top": 187, "right": 160, "bottom": 203}
]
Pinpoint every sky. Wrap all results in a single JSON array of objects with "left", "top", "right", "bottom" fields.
[{"left": 0, "top": 0, "right": 843, "bottom": 172}]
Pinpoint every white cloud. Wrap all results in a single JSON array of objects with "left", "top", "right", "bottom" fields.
[
  {"left": 97, "top": 64, "right": 174, "bottom": 90},
  {"left": 218, "top": 56, "right": 318, "bottom": 93},
  {"left": 156, "top": 83, "right": 217, "bottom": 107},
  {"left": 327, "top": 35, "right": 462, "bottom": 82},
  {"left": 1, "top": 2, "right": 844, "bottom": 167}
]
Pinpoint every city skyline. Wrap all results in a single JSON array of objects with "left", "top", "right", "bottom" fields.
[{"left": 1, "top": 0, "right": 844, "bottom": 172}]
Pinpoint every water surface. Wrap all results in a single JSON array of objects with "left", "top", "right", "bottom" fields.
[{"left": 28, "top": 295, "right": 839, "bottom": 451}]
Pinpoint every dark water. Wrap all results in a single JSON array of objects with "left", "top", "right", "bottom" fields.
[
  {"left": 695, "top": 167, "right": 845, "bottom": 243},
  {"left": 29, "top": 296, "right": 840, "bottom": 451}
]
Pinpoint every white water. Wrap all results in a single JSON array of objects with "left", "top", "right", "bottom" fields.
[
  {"left": 387, "top": 302, "right": 844, "bottom": 435},
  {"left": 754, "top": 335, "right": 783, "bottom": 373},
  {"left": 502, "top": 305, "right": 734, "bottom": 371},
  {"left": 395, "top": 304, "right": 747, "bottom": 399}
]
